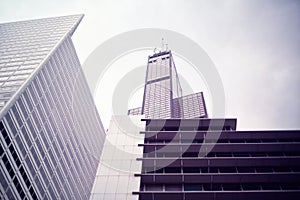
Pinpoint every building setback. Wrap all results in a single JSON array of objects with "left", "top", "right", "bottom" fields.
[{"left": 0, "top": 15, "right": 105, "bottom": 199}]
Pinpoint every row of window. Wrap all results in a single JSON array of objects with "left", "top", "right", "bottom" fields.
[
  {"left": 142, "top": 183, "right": 300, "bottom": 191},
  {"left": 142, "top": 166, "right": 300, "bottom": 174},
  {"left": 145, "top": 126, "right": 233, "bottom": 131},
  {"left": 143, "top": 151, "right": 300, "bottom": 158},
  {"left": 128, "top": 107, "right": 142, "bottom": 115},
  {"left": 0, "top": 18, "right": 76, "bottom": 37},
  {"left": 145, "top": 138, "right": 300, "bottom": 144},
  {"left": 147, "top": 65, "right": 169, "bottom": 81},
  {"left": 0, "top": 134, "right": 38, "bottom": 199}
]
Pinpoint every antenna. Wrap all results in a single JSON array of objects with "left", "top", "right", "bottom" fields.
[
  {"left": 161, "top": 38, "right": 168, "bottom": 51},
  {"left": 153, "top": 38, "right": 168, "bottom": 53}
]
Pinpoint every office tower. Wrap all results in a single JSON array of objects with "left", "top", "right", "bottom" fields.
[
  {"left": 129, "top": 51, "right": 208, "bottom": 119},
  {"left": 141, "top": 51, "right": 181, "bottom": 119},
  {"left": 134, "top": 119, "right": 300, "bottom": 200},
  {"left": 126, "top": 50, "right": 300, "bottom": 199},
  {"left": 0, "top": 15, "right": 105, "bottom": 199}
]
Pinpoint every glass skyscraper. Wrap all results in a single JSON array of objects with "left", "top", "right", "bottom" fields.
[
  {"left": 0, "top": 15, "right": 105, "bottom": 199},
  {"left": 141, "top": 51, "right": 181, "bottom": 119},
  {"left": 129, "top": 50, "right": 208, "bottom": 119}
]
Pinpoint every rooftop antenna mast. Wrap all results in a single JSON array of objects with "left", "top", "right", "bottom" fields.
[
  {"left": 161, "top": 37, "right": 168, "bottom": 51},
  {"left": 154, "top": 38, "right": 168, "bottom": 53}
]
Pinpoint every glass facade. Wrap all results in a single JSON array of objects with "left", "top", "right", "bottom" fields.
[
  {"left": 142, "top": 51, "right": 173, "bottom": 119},
  {"left": 173, "top": 92, "right": 208, "bottom": 118},
  {"left": 132, "top": 51, "right": 207, "bottom": 119},
  {"left": 0, "top": 15, "right": 82, "bottom": 111},
  {"left": 0, "top": 15, "right": 105, "bottom": 199}
]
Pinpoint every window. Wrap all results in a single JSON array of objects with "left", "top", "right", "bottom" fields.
[
  {"left": 155, "top": 168, "right": 164, "bottom": 174},
  {"left": 209, "top": 167, "right": 219, "bottom": 173},
  {"left": 251, "top": 152, "right": 266, "bottom": 157},
  {"left": 219, "top": 167, "right": 236, "bottom": 173},
  {"left": 291, "top": 166, "right": 300, "bottom": 172},
  {"left": 165, "top": 167, "right": 181, "bottom": 173},
  {"left": 200, "top": 167, "right": 208, "bottom": 173},
  {"left": 182, "top": 152, "right": 198, "bottom": 157},
  {"left": 233, "top": 152, "right": 249, "bottom": 157},
  {"left": 9, "top": 144, "right": 21, "bottom": 167},
  {"left": 11, "top": 105, "right": 23, "bottom": 128},
  {"left": 281, "top": 183, "right": 300, "bottom": 190},
  {"left": 206, "top": 152, "right": 215, "bottom": 157},
  {"left": 165, "top": 184, "right": 182, "bottom": 191},
  {"left": 3, "top": 154, "right": 15, "bottom": 178},
  {"left": 26, "top": 118, "right": 37, "bottom": 140},
  {"left": 256, "top": 167, "right": 273, "bottom": 173},
  {"left": 223, "top": 184, "right": 241, "bottom": 191},
  {"left": 268, "top": 152, "right": 284, "bottom": 156},
  {"left": 230, "top": 139, "right": 244, "bottom": 143},
  {"left": 210, "top": 184, "right": 222, "bottom": 191},
  {"left": 0, "top": 143, "right": 4, "bottom": 157},
  {"left": 242, "top": 183, "right": 261, "bottom": 190},
  {"left": 273, "top": 167, "right": 291, "bottom": 172},
  {"left": 183, "top": 167, "right": 200, "bottom": 173},
  {"left": 237, "top": 167, "right": 254, "bottom": 173},
  {"left": 5, "top": 113, "right": 18, "bottom": 136},
  {"left": 1, "top": 126, "right": 11, "bottom": 146},
  {"left": 216, "top": 152, "right": 232, "bottom": 157},
  {"left": 145, "top": 184, "right": 163, "bottom": 191},
  {"left": 18, "top": 97, "right": 29, "bottom": 120},
  {"left": 261, "top": 183, "right": 280, "bottom": 190},
  {"left": 24, "top": 90, "right": 34, "bottom": 112},
  {"left": 184, "top": 184, "right": 203, "bottom": 191}
]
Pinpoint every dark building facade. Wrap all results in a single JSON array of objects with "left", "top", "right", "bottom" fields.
[
  {"left": 133, "top": 119, "right": 300, "bottom": 200},
  {"left": 0, "top": 15, "right": 105, "bottom": 199}
]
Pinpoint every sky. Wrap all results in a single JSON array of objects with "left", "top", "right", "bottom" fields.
[{"left": 1, "top": 0, "right": 299, "bottom": 130}]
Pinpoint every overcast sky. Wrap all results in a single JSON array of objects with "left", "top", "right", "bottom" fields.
[{"left": 1, "top": 0, "right": 299, "bottom": 130}]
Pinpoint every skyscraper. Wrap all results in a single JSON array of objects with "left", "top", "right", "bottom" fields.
[
  {"left": 129, "top": 50, "right": 208, "bottom": 119},
  {"left": 93, "top": 49, "right": 300, "bottom": 200},
  {"left": 0, "top": 15, "right": 105, "bottom": 199},
  {"left": 131, "top": 52, "right": 300, "bottom": 199},
  {"left": 142, "top": 51, "right": 181, "bottom": 119}
]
